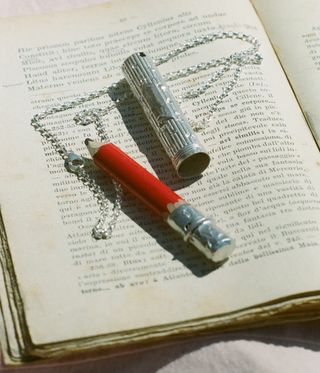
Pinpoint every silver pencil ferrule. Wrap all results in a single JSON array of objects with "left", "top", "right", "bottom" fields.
[
  {"left": 166, "top": 203, "right": 235, "bottom": 262},
  {"left": 122, "top": 52, "right": 210, "bottom": 178}
]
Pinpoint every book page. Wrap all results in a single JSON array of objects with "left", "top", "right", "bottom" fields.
[
  {"left": 252, "top": 0, "right": 320, "bottom": 147},
  {"left": 0, "top": 0, "right": 319, "bottom": 353}
]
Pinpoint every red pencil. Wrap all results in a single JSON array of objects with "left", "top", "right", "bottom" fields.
[{"left": 85, "top": 139, "right": 235, "bottom": 263}]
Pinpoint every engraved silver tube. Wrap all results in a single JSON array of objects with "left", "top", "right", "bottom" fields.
[{"left": 122, "top": 52, "right": 210, "bottom": 178}]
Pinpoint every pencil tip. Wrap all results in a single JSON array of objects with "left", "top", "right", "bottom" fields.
[
  {"left": 85, "top": 138, "right": 93, "bottom": 145},
  {"left": 85, "top": 138, "right": 103, "bottom": 157}
]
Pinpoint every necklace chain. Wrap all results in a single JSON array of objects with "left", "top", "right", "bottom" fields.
[{"left": 30, "top": 31, "right": 262, "bottom": 239}]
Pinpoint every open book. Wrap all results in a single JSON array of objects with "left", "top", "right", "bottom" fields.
[{"left": 0, "top": 0, "right": 319, "bottom": 366}]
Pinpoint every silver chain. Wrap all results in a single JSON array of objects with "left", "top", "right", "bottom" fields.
[{"left": 30, "top": 31, "right": 262, "bottom": 239}]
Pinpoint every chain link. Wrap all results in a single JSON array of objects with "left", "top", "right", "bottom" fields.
[{"left": 30, "top": 31, "right": 262, "bottom": 239}]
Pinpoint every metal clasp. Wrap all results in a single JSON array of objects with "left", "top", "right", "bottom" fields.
[{"left": 65, "top": 152, "right": 85, "bottom": 173}]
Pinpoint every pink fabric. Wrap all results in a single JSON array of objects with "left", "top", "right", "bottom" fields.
[
  {"left": 1, "top": 322, "right": 320, "bottom": 372},
  {"left": 0, "top": 1, "right": 319, "bottom": 371}
]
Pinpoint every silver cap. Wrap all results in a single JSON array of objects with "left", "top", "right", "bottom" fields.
[
  {"left": 166, "top": 203, "right": 235, "bottom": 262},
  {"left": 122, "top": 52, "right": 210, "bottom": 178}
]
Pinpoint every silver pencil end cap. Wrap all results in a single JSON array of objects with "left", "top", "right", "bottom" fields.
[
  {"left": 189, "top": 219, "right": 235, "bottom": 262},
  {"left": 167, "top": 203, "right": 235, "bottom": 263}
]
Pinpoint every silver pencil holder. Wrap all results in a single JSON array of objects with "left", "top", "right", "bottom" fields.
[{"left": 122, "top": 52, "right": 210, "bottom": 178}]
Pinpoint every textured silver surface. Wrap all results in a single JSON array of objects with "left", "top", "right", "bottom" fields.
[
  {"left": 122, "top": 52, "right": 210, "bottom": 178},
  {"left": 167, "top": 203, "right": 235, "bottom": 262}
]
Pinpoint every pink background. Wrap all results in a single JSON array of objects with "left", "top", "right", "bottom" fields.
[{"left": 0, "top": 1, "right": 319, "bottom": 371}]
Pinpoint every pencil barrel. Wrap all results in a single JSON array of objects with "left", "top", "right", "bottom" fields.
[
  {"left": 93, "top": 143, "right": 181, "bottom": 216},
  {"left": 92, "top": 141, "right": 235, "bottom": 263}
]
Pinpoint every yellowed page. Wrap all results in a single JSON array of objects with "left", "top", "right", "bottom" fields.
[
  {"left": 0, "top": 0, "right": 319, "bottom": 358},
  {"left": 252, "top": 0, "right": 320, "bottom": 146}
]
